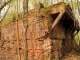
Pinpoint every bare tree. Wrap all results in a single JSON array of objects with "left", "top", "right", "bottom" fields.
[
  {"left": 0, "top": 0, "right": 11, "bottom": 12},
  {"left": 0, "top": 0, "right": 11, "bottom": 40},
  {"left": 0, "top": 6, "right": 10, "bottom": 21},
  {"left": 0, "top": 6, "right": 10, "bottom": 40},
  {"left": 23, "top": 0, "right": 28, "bottom": 60},
  {"left": 77, "top": 0, "right": 80, "bottom": 15},
  {"left": 16, "top": 0, "right": 21, "bottom": 60}
]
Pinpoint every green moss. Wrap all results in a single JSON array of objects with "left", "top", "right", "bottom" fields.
[
  {"left": 28, "top": 2, "right": 67, "bottom": 17},
  {"left": 1, "top": 2, "right": 67, "bottom": 26}
]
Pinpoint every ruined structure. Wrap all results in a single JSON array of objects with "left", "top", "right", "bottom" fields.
[{"left": 0, "top": 2, "right": 79, "bottom": 60}]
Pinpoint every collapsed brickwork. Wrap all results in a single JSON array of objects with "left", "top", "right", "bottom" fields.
[{"left": 0, "top": 2, "right": 79, "bottom": 60}]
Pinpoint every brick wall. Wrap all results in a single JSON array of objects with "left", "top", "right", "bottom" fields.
[{"left": 0, "top": 15, "right": 65, "bottom": 60}]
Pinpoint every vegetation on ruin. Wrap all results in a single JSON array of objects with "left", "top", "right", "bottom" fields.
[{"left": 0, "top": 0, "right": 80, "bottom": 60}]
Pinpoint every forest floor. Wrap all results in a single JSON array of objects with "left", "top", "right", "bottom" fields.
[{"left": 60, "top": 50, "right": 80, "bottom": 60}]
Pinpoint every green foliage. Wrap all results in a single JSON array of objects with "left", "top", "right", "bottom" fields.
[
  {"left": 69, "top": 1, "right": 80, "bottom": 9},
  {"left": 28, "top": 0, "right": 51, "bottom": 10},
  {"left": 75, "top": 32, "right": 80, "bottom": 45},
  {"left": 1, "top": 10, "right": 15, "bottom": 26},
  {"left": 8, "top": 0, "right": 16, "bottom": 7},
  {"left": 41, "top": 0, "right": 51, "bottom": 7}
]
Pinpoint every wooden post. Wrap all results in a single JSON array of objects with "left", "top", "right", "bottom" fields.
[{"left": 52, "top": 12, "right": 64, "bottom": 29}]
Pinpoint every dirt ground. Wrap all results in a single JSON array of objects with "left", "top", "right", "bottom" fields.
[{"left": 60, "top": 50, "right": 80, "bottom": 60}]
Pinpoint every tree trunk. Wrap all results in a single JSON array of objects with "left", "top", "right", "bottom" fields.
[
  {"left": 16, "top": 0, "right": 21, "bottom": 60},
  {"left": 23, "top": 0, "right": 28, "bottom": 60},
  {"left": 23, "top": 28, "right": 28, "bottom": 60},
  {"left": 0, "top": 6, "right": 10, "bottom": 21},
  {"left": 77, "top": 0, "right": 80, "bottom": 15}
]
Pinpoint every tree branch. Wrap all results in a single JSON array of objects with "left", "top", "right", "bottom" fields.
[
  {"left": 0, "top": 6, "right": 10, "bottom": 22},
  {"left": 0, "top": 0, "right": 11, "bottom": 12}
]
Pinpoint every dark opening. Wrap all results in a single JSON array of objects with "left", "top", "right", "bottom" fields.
[
  {"left": 48, "top": 12, "right": 60, "bottom": 39},
  {"left": 50, "top": 12, "right": 60, "bottom": 22},
  {"left": 61, "top": 13, "right": 74, "bottom": 31}
]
